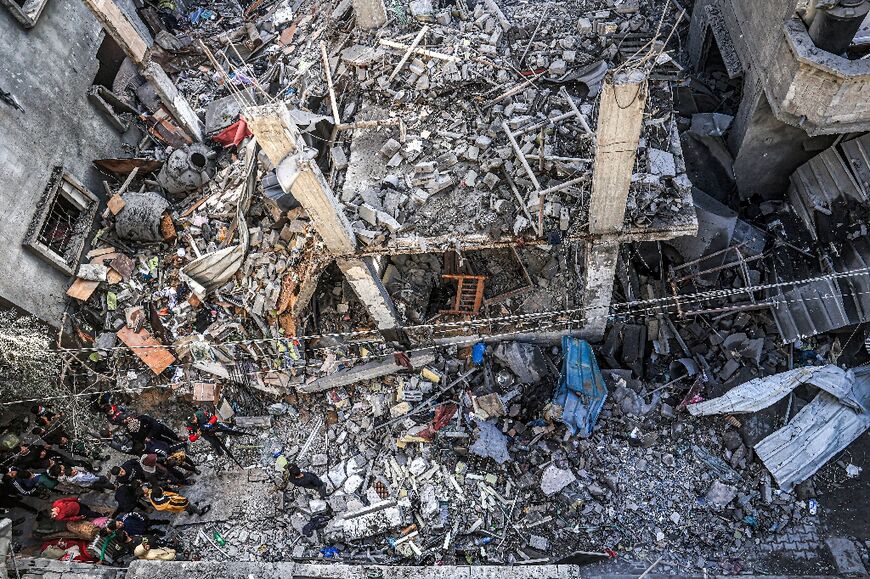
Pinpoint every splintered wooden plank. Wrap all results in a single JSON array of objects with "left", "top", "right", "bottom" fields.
[
  {"left": 67, "top": 278, "right": 100, "bottom": 301},
  {"left": 116, "top": 326, "right": 176, "bottom": 375},
  {"left": 108, "top": 194, "right": 126, "bottom": 215}
]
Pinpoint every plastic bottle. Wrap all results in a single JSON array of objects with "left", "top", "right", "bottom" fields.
[{"left": 213, "top": 531, "right": 226, "bottom": 546}]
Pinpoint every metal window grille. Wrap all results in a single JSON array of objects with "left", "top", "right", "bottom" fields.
[{"left": 36, "top": 183, "right": 82, "bottom": 258}]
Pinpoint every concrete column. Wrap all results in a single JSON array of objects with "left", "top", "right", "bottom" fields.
[
  {"left": 246, "top": 103, "right": 357, "bottom": 255},
  {"left": 337, "top": 257, "right": 402, "bottom": 330},
  {"left": 81, "top": 0, "right": 149, "bottom": 65},
  {"left": 588, "top": 69, "right": 648, "bottom": 234},
  {"left": 352, "top": 0, "right": 388, "bottom": 28},
  {"left": 245, "top": 103, "right": 402, "bottom": 332},
  {"left": 582, "top": 70, "right": 646, "bottom": 341},
  {"left": 582, "top": 239, "right": 620, "bottom": 340},
  {"left": 81, "top": 0, "right": 203, "bottom": 141}
]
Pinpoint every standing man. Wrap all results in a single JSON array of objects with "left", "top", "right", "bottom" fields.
[{"left": 186, "top": 409, "right": 249, "bottom": 459}]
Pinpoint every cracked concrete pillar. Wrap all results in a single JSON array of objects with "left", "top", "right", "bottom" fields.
[
  {"left": 337, "top": 257, "right": 403, "bottom": 330},
  {"left": 588, "top": 69, "right": 648, "bottom": 235},
  {"left": 245, "top": 103, "right": 402, "bottom": 333},
  {"left": 583, "top": 239, "right": 620, "bottom": 341},
  {"left": 583, "top": 70, "right": 646, "bottom": 340},
  {"left": 352, "top": 0, "right": 388, "bottom": 28},
  {"left": 81, "top": 0, "right": 203, "bottom": 142}
]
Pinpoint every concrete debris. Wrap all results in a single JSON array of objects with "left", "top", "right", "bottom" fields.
[
  {"left": 11, "top": 0, "right": 870, "bottom": 576},
  {"left": 705, "top": 480, "right": 738, "bottom": 508},
  {"left": 540, "top": 464, "right": 576, "bottom": 496}
]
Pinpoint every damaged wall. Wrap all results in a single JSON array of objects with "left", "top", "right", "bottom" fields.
[
  {"left": 0, "top": 0, "right": 146, "bottom": 326},
  {"left": 692, "top": 0, "right": 870, "bottom": 199}
]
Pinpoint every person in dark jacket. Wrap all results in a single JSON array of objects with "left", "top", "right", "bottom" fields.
[
  {"left": 285, "top": 464, "right": 329, "bottom": 498},
  {"left": 111, "top": 458, "right": 150, "bottom": 486},
  {"left": 108, "top": 512, "right": 169, "bottom": 538},
  {"left": 0, "top": 474, "right": 38, "bottom": 513},
  {"left": 12, "top": 443, "right": 54, "bottom": 471},
  {"left": 124, "top": 415, "right": 180, "bottom": 445},
  {"left": 138, "top": 453, "right": 190, "bottom": 486},
  {"left": 145, "top": 439, "right": 199, "bottom": 477},
  {"left": 108, "top": 430, "right": 143, "bottom": 456},
  {"left": 4, "top": 467, "right": 42, "bottom": 496},
  {"left": 186, "top": 409, "right": 249, "bottom": 458},
  {"left": 112, "top": 484, "right": 149, "bottom": 517}
]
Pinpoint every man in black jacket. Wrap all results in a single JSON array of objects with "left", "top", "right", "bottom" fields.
[
  {"left": 111, "top": 458, "right": 150, "bottom": 486},
  {"left": 285, "top": 464, "right": 329, "bottom": 498},
  {"left": 124, "top": 415, "right": 180, "bottom": 445},
  {"left": 112, "top": 484, "right": 149, "bottom": 517},
  {"left": 109, "top": 512, "right": 169, "bottom": 538}
]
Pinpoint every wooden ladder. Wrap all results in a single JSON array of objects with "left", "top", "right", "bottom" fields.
[{"left": 439, "top": 274, "right": 486, "bottom": 316}]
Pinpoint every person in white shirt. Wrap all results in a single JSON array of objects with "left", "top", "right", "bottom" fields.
[{"left": 50, "top": 464, "right": 115, "bottom": 491}]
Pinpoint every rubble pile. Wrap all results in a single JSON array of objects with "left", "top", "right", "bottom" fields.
[
  {"left": 30, "top": 0, "right": 866, "bottom": 575},
  {"left": 158, "top": 0, "right": 692, "bottom": 247},
  {"left": 145, "top": 341, "right": 815, "bottom": 574}
]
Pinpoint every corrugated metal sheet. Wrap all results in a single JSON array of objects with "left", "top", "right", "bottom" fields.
[
  {"left": 754, "top": 367, "right": 870, "bottom": 491},
  {"left": 688, "top": 365, "right": 856, "bottom": 416},
  {"left": 840, "top": 133, "right": 870, "bottom": 199},
  {"left": 553, "top": 338, "right": 607, "bottom": 438}
]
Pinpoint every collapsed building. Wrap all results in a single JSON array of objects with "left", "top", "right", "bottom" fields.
[{"left": 2, "top": 0, "right": 870, "bottom": 577}]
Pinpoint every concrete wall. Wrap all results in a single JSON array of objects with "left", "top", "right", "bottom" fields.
[
  {"left": 731, "top": 73, "right": 836, "bottom": 200},
  {"left": 0, "top": 0, "right": 145, "bottom": 326},
  {"left": 691, "top": 0, "right": 870, "bottom": 198}
]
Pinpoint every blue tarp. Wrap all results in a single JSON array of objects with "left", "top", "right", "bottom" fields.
[{"left": 553, "top": 337, "right": 608, "bottom": 437}]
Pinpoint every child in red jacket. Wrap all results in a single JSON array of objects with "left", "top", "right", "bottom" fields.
[{"left": 50, "top": 497, "right": 102, "bottom": 521}]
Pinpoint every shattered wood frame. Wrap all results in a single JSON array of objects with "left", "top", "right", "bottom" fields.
[
  {"left": 0, "top": 0, "right": 49, "bottom": 28},
  {"left": 23, "top": 166, "right": 100, "bottom": 276}
]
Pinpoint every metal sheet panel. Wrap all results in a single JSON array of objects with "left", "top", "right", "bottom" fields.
[
  {"left": 754, "top": 367, "right": 870, "bottom": 490},
  {"left": 688, "top": 365, "right": 858, "bottom": 416}
]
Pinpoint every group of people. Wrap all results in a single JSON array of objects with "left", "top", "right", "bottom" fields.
[
  {"left": 0, "top": 403, "right": 250, "bottom": 564},
  {"left": 2, "top": 401, "right": 343, "bottom": 565}
]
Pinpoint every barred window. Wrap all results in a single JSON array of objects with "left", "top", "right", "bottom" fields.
[{"left": 24, "top": 168, "right": 99, "bottom": 275}]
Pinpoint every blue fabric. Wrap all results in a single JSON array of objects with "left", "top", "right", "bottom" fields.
[
  {"left": 552, "top": 337, "right": 608, "bottom": 437},
  {"left": 471, "top": 342, "right": 486, "bottom": 365}
]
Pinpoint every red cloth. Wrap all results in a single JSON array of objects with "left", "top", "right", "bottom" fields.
[
  {"left": 417, "top": 403, "right": 458, "bottom": 441},
  {"left": 51, "top": 497, "right": 83, "bottom": 521},
  {"left": 212, "top": 119, "right": 252, "bottom": 148}
]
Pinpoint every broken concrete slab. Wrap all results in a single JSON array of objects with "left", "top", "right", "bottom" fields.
[
  {"left": 298, "top": 351, "right": 436, "bottom": 393},
  {"left": 825, "top": 537, "right": 868, "bottom": 576},
  {"left": 540, "top": 465, "right": 576, "bottom": 496}
]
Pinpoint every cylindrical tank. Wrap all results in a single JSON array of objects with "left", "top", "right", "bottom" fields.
[
  {"left": 808, "top": 0, "right": 870, "bottom": 55},
  {"left": 115, "top": 191, "right": 170, "bottom": 242},
  {"left": 157, "top": 143, "right": 216, "bottom": 198}
]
